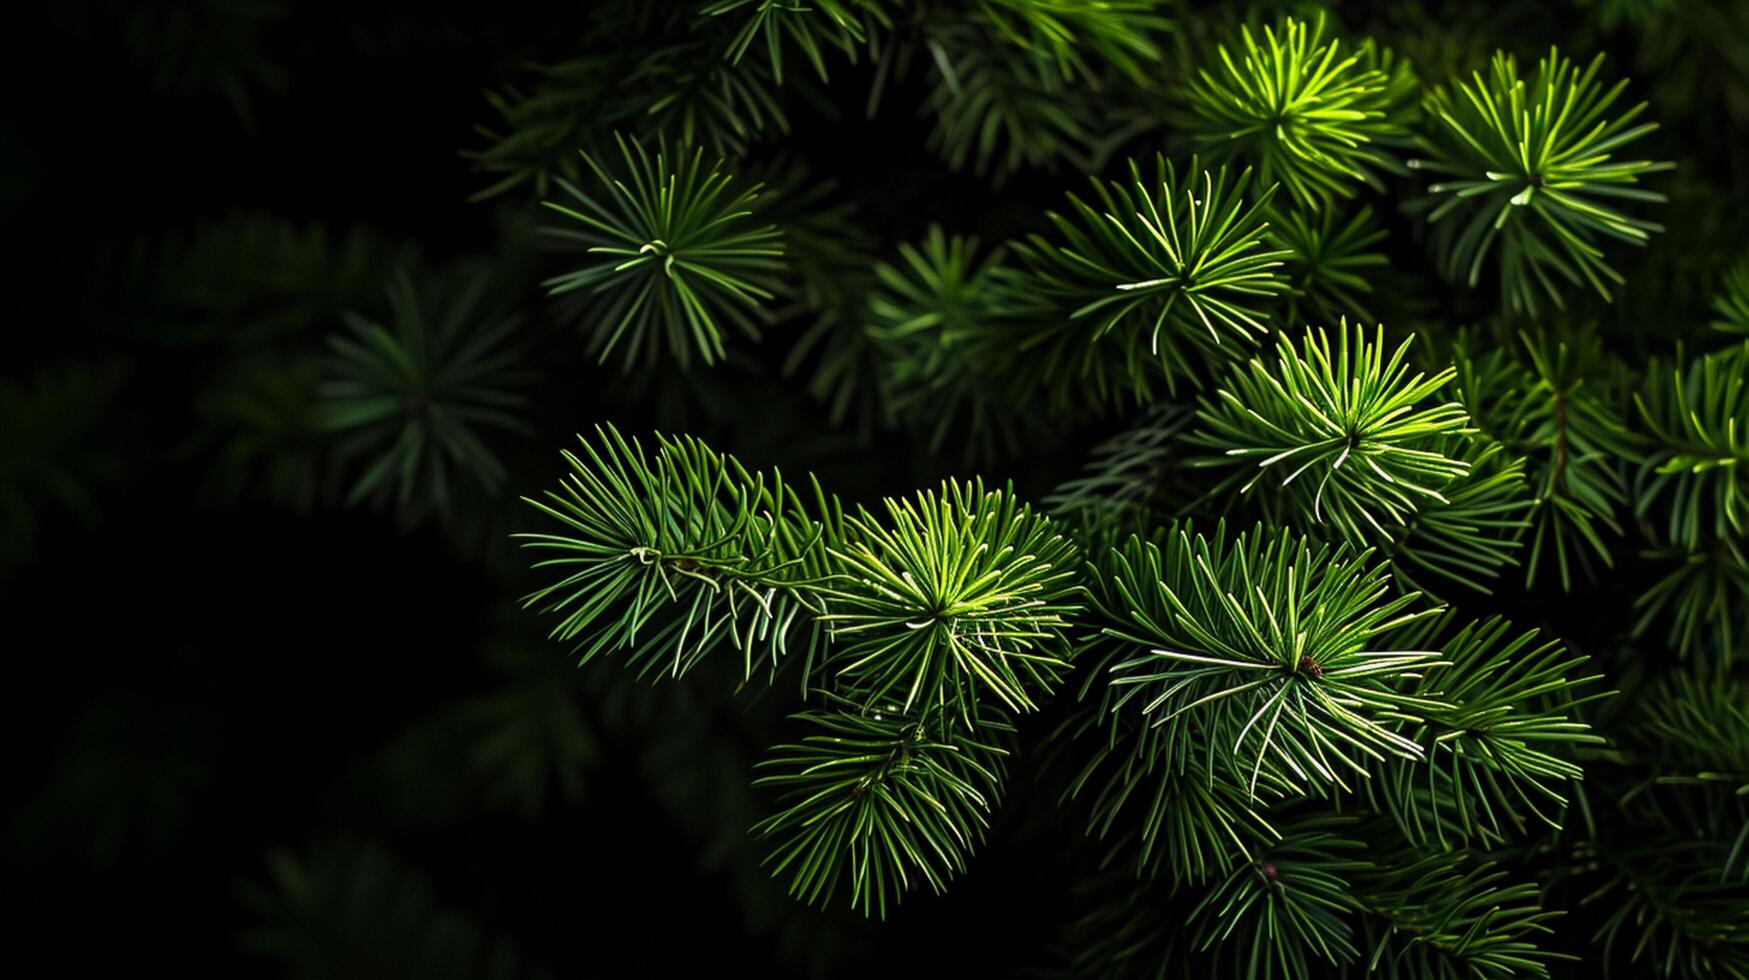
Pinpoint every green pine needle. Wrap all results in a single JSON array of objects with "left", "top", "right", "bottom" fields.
[
  {"left": 1010, "top": 154, "right": 1290, "bottom": 406},
  {"left": 701, "top": 0, "right": 886, "bottom": 83},
  {"left": 1714, "top": 258, "right": 1749, "bottom": 336},
  {"left": 319, "top": 270, "right": 530, "bottom": 517},
  {"left": 1188, "top": 814, "right": 1369, "bottom": 979},
  {"left": 542, "top": 133, "right": 786, "bottom": 369},
  {"left": 1187, "top": 321, "right": 1474, "bottom": 548},
  {"left": 1407, "top": 47, "right": 1673, "bottom": 315},
  {"left": 1369, "top": 613, "right": 1606, "bottom": 849},
  {"left": 1635, "top": 342, "right": 1749, "bottom": 553},
  {"left": 751, "top": 704, "right": 1012, "bottom": 918},
  {"left": 515, "top": 424, "right": 832, "bottom": 684},
  {"left": 820, "top": 478, "right": 1082, "bottom": 719},
  {"left": 1182, "top": 14, "right": 1417, "bottom": 208},
  {"left": 1098, "top": 523, "right": 1446, "bottom": 795},
  {"left": 1268, "top": 203, "right": 1389, "bottom": 327}
]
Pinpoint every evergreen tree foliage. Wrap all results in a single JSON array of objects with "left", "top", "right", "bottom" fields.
[
  {"left": 1407, "top": 47, "right": 1672, "bottom": 315},
  {"left": 515, "top": 425, "right": 830, "bottom": 683},
  {"left": 1450, "top": 324, "right": 1636, "bottom": 590},
  {"left": 1008, "top": 154, "right": 1289, "bottom": 406},
  {"left": 1716, "top": 259, "right": 1749, "bottom": 337},
  {"left": 751, "top": 703, "right": 1013, "bottom": 916},
  {"left": 1268, "top": 203, "right": 1388, "bottom": 326},
  {"left": 320, "top": 271, "right": 530, "bottom": 516},
  {"left": 1185, "top": 321, "right": 1473, "bottom": 548},
  {"left": 542, "top": 133, "right": 786, "bottom": 368},
  {"left": 467, "top": 3, "right": 1739, "bottom": 960},
  {"left": 22, "top": 0, "right": 1749, "bottom": 977},
  {"left": 818, "top": 478, "right": 1081, "bottom": 718},
  {"left": 1181, "top": 14, "right": 1416, "bottom": 209}
]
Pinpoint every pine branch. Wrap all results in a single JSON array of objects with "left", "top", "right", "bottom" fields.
[
  {"left": 1715, "top": 257, "right": 1749, "bottom": 336},
  {"left": 1094, "top": 523, "right": 1445, "bottom": 795},
  {"left": 819, "top": 478, "right": 1082, "bottom": 720},
  {"left": 1008, "top": 154, "right": 1289, "bottom": 407},
  {"left": 1187, "top": 814, "right": 1370, "bottom": 980},
  {"left": 515, "top": 425, "right": 833, "bottom": 684},
  {"left": 970, "top": 0, "right": 1169, "bottom": 85},
  {"left": 863, "top": 226, "right": 1055, "bottom": 457},
  {"left": 1619, "top": 673, "right": 1749, "bottom": 883},
  {"left": 1181, "top": 14, "right": 1418, "bottom": 208},
  {"left": 1407, "top": 47, "right": 1672, "bottom": 315},
  {"left": 1452, "top": 325, "right": 1636, "bottom": 591},
  {"left": 541, "top": 133, "right": 786, "bottom": 369},
  {"left": 1268, "top": 202, "right": 1389, "bottom": 327},
  {"left": 1381, "top": 436, "right": 1531, "bottom": 598},
  {"left": 1352, "top": 849, "right": 1566, "bottom": 979},
  {"left": 751, "top": 703, "right": 1013, "bottom": 918},
  {"left": 1186, "top": 321, "right": 1474, "bottom": 549},
  {"left": 1634, "top": 342, "right": 1749, "bottom": 553},
  {"left": 1368, "top": 613, "right": 1606, "bottom": 848},
  {"left": 1058, "top": 701, "right": 1284, "bottom": 886},
  {"left": 319, "top": 270, "right": 530, "bottom": 517},
  {"left": 921, "top": 21, "right": 1094, "bottom": 181},
  {"left": 702, "top": 0, "right": 887, "bottom": 82}
]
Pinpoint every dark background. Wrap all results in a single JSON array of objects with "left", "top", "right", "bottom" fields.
[{"left": 2, "top": 1, "right": 1745, "bottom": 976}]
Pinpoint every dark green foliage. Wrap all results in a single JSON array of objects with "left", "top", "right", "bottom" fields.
[
  {"left": 1453, "top": 325, "right": 1637, "bottom": 590},
  {"left": 454, "top": 639, "right": 600, "bottom": 815},
  {"left": 42, "top": 0, "right": 1749, "bottom": 976},
  {"left": 1633, "top": 343, "right": 1749, "bottom": 660},
  {"left": 921, "top": 23, "right": 1094, "bottom": 180},
  {"left": 752, "top": 705, "right": 1012, "bottom": 917},
  {"left": 1269, "top": 203, "right": 1389, "bottom": 326},
  {"left": 1582, "top": 817, "right": 1749, "bottom": 980},
  {"left": 466, "top": 54, "right": 631, "bottom": 201},
  {"left": 820, "top": 478, "right": 1081, "bottom": 718},
  {"left": 465, "top": 9, "right": 795, "bottom": 200},
  {"left": 1352, "top": 851, "right": 1565, "bottom": 979},
  {"left": 197, "top": 352, "right": 330, "bottom": 512},
  {"left": 1368, "top": 613, "right": 1604, "bottom": 848},
  {"left": 1605, "top": 0, "right": 1749, "bottom": 127},
  {"left": 1636, "top": 343, "right": 1749, "bottom": 552},
  {"left": 1634, "top": 535, "right": 1749, "bottom": 665},
  {"left": 6, "top": 686, "right": 220, "bottom": 872},
  {"left": 1618, "top": 673, "right": 1749, "bottom": 880},
  {"left": 99, "top": 212, "right": 417, "bottom": 347},
  {"left": 515, "top": 425, "right": 830, "bottom": 683},
  {"left": 0, "top": 363, "right": 128, "bottom": 567},
  {"left": 1187, "top": 815, "right": 1370, "bottom": 979},
  {"left": 1097, "top": 523, "right": 1441, "bottom": 794},
  {"left": 969, "top": 0, "right": 1168, "bottom": 84},
  {"left": 1716, "top": 259, "right": 1749, "bottom": 336},
  {"left": 1380, "top": 436, "right": 1531, "bottom": 597},
  {"left": 863, "top": 227, "right": 1048, "bottom": 455},
  {"left": 759, "top": 161, "right": 886, "bottom": 432},
  {"left": 1009, "top": 155, "right": 1290, "bottom": 406},
  {"left": 1186, "top": 322, "right": 1473, "bottom": 549},
  {"left": 1045, "top": 402, "right": 1198, "bottom": 529},
  {"left": 620, "top": 43, "right": 791, "bottom": 157},
  {"left": 542, "top": 134, "right": 786, "bottom": 368},
  {"left": 1061, "top": 701, "right": 1280, "bottom": 885},
  {"left": 1408, "top": 48, "right": 1672, "bottom": 314},
  {"left": 320, "top": 272, "right": 529, "bottom": 516},
  {"left": 69, "top": 0, "right": 292, "bottom": 125},
  {"left": 374, "top": 10, "right": 1749, "bottom": 979},
  {"left": 702, "top": 0, "right": 887, "bottom": 82},
  {"left": 240, "top": 842, "right": 549, "bottom": 980},
  {"left": 1182, "top": 14, "right": 1417, "bottom": 208}
]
